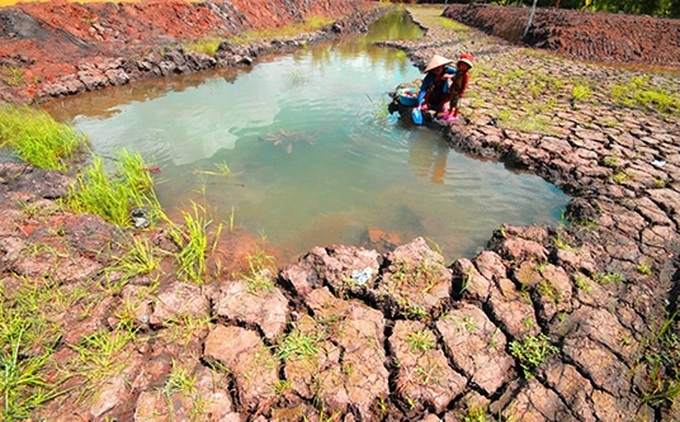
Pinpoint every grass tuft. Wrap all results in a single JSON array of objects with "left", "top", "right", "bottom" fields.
[
  {"left": 64, "top": 149, "right": 162, "bottom": 227},
  {"left": 0, "top": 104, "right": 87, "bottom": 172},
  {"left": 165, "top": 202, "right": 221, "bottom": 284},
  {"left": 509, "top": 333, "right": 558, "bottom": 378}
]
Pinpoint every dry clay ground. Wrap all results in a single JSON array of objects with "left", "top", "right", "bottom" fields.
[{"left": 0, "top": 2, "right": 680, "bottom": 422}]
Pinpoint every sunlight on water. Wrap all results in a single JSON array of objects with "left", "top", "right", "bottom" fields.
[{"left": 44, "top": 11, "right": 570, "bottom": 263}]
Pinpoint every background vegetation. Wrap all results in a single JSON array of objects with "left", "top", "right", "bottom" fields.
[{"left": 415, "top": 0, "right": 680, "bottom": 18}]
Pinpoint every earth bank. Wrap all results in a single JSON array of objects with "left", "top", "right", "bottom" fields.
[{"left": 1, "top": 2, "right": 679, "bottom": 422}]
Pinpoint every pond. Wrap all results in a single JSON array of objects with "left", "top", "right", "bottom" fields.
[{"left": 43, "top": 10, "right": 570, "bottom": 264}]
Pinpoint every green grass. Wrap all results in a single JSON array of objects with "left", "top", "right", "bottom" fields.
[
  {"left": 0, "top": 275, "right": 98, "bottom": 418},
  {"left": 406, "top": 330, "right": 436, "bottom": 353},
  {"left": 111, "top": 236, "right": 160, "bottom": 280},
  {"left": 165, "top": 202, "right": 221, "bottom": 285},
  {"left": 0, "top": 323, "right": 56, "bottom": 420},
  {"left": 570, "top": 83, "right": 591, "bottom": 103},
  {"left": 509, "top": 333, "right": 558, "bottom": 378},
  {"left": 610, "top": 75, "right": 680, "bottom": 116},
  {"left": 0, "top": 65, "right": 24, "bottom": 86},
  {"left": 640, "top": 313, "right": 680, "bottom": 410},
  {"left": 68, "top": 328, "right": 136, "bottom": 402},
  {"left": 183, "top": 36, "right": 224, "bottom": 56},
  {"left": 163, "top": 360, "right": 197, "bottom": 396},
  {"left": 243, "top": 248, "right": 276, "bottom": 293},
  {"left": 276, "top": 329, "right": 324, "bottom": 362},
  {"left": 0, "top": 104, "right": 87, "bottom": 172},
  {"left": 228, "top": 15, "right": 334, "bottom": 44},
  {"left": 64, "top": 149, "right": 162, "bottom": 227}
]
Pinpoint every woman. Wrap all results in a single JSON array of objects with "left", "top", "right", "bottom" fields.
[{"left": 417, "top": 54, "right": 457, "bottom": 115}]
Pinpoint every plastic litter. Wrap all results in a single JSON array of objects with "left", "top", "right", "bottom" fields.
[
  {"left": 350, "top": 267, "right": 373, "bottom": 286},
  {"left": 131, "top": 208, "right": 150, "bottom": 229},
  {"left": 651, "top": 159, "right": 666, "bottom": 168}
]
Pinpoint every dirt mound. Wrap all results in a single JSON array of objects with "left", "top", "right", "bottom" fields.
[{"left": 443, "top": 4, "right": 680, "bottom": 68}]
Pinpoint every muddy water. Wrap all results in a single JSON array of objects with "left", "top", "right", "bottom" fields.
[{"left": 44, "top": 11, "right": 570, "bottom": 263}]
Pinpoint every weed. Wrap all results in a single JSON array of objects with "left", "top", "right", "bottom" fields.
[
  {"left": 458, "top": 315, "right": 477, "bottom": 332},
  {"left": 111, "top": 236, "right": 159, "bottom": 280},
  {"left": 571, "top": 84, "right": 591, "bottom": 103},
  {"left": 365, "top": 94, "right": 390, "bottom": 123},
  {"left": 290, "top": 69, "right": 308, "bottom": 85},
  {"left": 273, "top": 379, "right": 292, "bottom": 395},
  {"left": 165, "top": 202, "right": 221, "bottom": 284},
  {"left": 637, "top": 260, "right": 653, "bottom": 275},
  {"left": 593, "top": 271, "right": 626, "bottom": 285},
  {"left": 509, "top": 333, "right": 558, "bottom": 378},
  {"left": 639, "top": 313, "right": 680, "bottom": 409},
  {"left": 405, "top": 330, "right": 436, "bottom": 353},
  {"left": 183, "top": 36, "right": 224, "bottom": 56},
  {"left": 610, "top": 76, "right": 680, "bottom": 116},
  {"left": 65, "top": 149, "right": 161, "bottom": 226},
  {"left": 399, "top": 300, "right": 429, "bottom": 320},
  {"left": 551, "top": 231, "right": 575, "bottom": 251},
  {"left": 164, "top": 360, "right": 197, "bottom": 396},
  {"left": 0, "top": 104, "right": 87, "bottom": 172},
  {"left": 537, "top": 280, "right": 562, "bottom": 304},
  {"left": 68, "top": 328, "right": 136, "bottom": 400},
  {"left": 160, "top": 314, "right": 211, "bottom": 346},
  {"left": 0, "top": 65, "right": 24, "bottom": 86},
  {"left": 459, "top": 265, "right": 476, "bottom": 295},
  {"left": 243, "top": 248, "right": 276, "bottom": 293},
  {"left": 276, "top": 329, "right": 324, "bottom": 362},
  {"left": 0, "top": 323, "right": 56, "bottom": 420},
  {"left": 571, "top": 217, "right": 597, "bottom": 231},
  {"left": 229, "top": 206, "right": 236, "bottom": 232},
  {"left": 463, "top": 405, "right": 495, "bottom": 422},
  {"left": 228, "top": 15, "right": 333, "bottom": 43},
  {"left": 602, "top": 156, "right": 620, "bottom": 168},
  {"left": 574, "top": 273, "right": 593, "bottom": 293}
]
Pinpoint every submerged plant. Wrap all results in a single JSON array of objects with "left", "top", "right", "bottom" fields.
[
  {"left": 0, "top": 104, "right": 87, "bottom": 172},
  {"left": 260, "top": 129, "right": 317, "bottom": 154}
]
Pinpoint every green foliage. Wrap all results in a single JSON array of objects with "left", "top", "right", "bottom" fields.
[
  {"left": 0, "top": 104, "right": 87, "bottom": 172},
  {"left": 228, "top": 15, "right": 334, "bottom": 43},
  {"left": 243, "top": 248, "right": 276, "bottom": 293},
  {"left": 610, "top": 76, "right": 680, "bottom": 116},
  {"left": 165, "top": 202, "right": 221, "bottom": 285},
  {"left": 111, "top": 236, "right": 160, "bottom": 280},
  {"left": 183, "top": 36, "right": 224, "bottom": 56},
  {"left": 65, "top": 149, "right": 161, "bottom": 227},
  {"left": 640, "top": 313, "right": 680, "bottom": 409},
  {"left": 571, "top": 84, "right": 591, "bottom": 102},
  {"left": 0, "top": 323, "right": 55, "bottom": 420},
  {"left": 276, "top": 329, "right": 324, "bottom": 362},
  {"left": 164, "top": 360, "right": 197, "bottom": 395},
  {"left": 406, "top": 330, "right": 436, "bottom": 353},
  {"left": 0, "top": 65, "right": 24, "bottom": 86},
  {"left": 509, "top": 333, "right": 558, "bottom": 378},
  {"left": 593, "top": 271, "right": 626, "bottom": 285}
]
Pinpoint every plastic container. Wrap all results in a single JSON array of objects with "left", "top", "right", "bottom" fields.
[{"left": 398, "top": 88, "right": 419, "bottom": 107}]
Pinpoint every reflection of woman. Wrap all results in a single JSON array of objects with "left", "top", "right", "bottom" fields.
[
  {"left": 408, "top": 134, "right": 450, "bottom": 184},
  {"left": 417, "top": 55, "right": 456, "bottom": 116}
]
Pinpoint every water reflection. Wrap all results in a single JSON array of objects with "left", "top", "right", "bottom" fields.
[{"left": 41, "top": 10, "right": 569, "bottom": 262}]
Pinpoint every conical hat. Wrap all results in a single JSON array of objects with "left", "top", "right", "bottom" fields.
[{"left": 424, "top": 54, "right": 452, "bottom": 73}]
